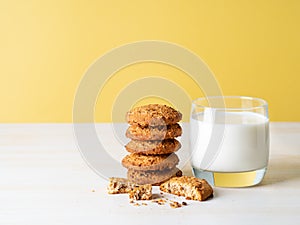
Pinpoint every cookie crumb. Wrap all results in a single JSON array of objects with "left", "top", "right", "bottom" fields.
[
  {"left": 158, "top": 198, "right": 166, "bottom": 203},
  {"left": 170, "top": 201, "right": 182, "bottom": 208},
  {"left": 129, "top": 184, "right": 152, "bottom": 200},
  {"left": 134, "top": 203, "right": 140, "bottom": 206},
  {"left": 182, "top": 201, "right": 187, "bottom": 206},
  {"left": 129, "top": 200, "right": 134, "bottom": 204},
  {"left": 152, "top": 198, "right": 166, "bottom": 205},
  {"left": 142, "top": 203, "right": 148, "bottom": 206},
  {"left": 91, "top": 189, "right": 95, "bottom": 192}
]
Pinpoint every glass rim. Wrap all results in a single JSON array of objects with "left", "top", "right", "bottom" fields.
[{"left": 192, "top": 96, "right": 268, "bottom": 111}]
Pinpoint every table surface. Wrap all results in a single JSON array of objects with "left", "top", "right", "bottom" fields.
[{"left": 1, "top": 123, "right": 300, "bottom": 225}]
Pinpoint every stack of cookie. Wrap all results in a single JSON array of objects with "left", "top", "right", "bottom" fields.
[{"left": 122, "top": 104, "right": 183, "bottom": 185}]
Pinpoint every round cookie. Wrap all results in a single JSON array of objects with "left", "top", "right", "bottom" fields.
[
  {"left": 125, "top": 139, "right": 181, "bottom": 155},
  {"left": 126, "top": 123, "right": 182, "bottom": 141},
  {"left": 126, "top": 104, "right": 182, "bottom": 127},
  {"left": 127, "top": 167, "right": 183, "bottom": 186},
  {"left": 121, "top": 153, "right": 179, "bottom": 171}
]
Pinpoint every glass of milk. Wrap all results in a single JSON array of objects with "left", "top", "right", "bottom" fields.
[{"left": 190, "top": 96, "right": 269, "bottom": 187}]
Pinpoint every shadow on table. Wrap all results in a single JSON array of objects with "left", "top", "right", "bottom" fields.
[{"left": 260, "top": 154, "right": 300, "bottom": 186}]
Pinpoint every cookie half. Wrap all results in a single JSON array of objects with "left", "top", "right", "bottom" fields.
[
  {"left": 127, "top": 167, "right": 183, "bottom": 186},
  {"left": 126, "top": 123, "right": 182, "bottom": 141},
  {"left": 160, "top": 176, "right": 213, "bottom": 201},
  {"left": 126, "top": 104, "right": 182, "bottom": 127},
  {"left": 121, "top": 153, "right": 179, "bottom": 171},
  {"left": 125, "top": 139, "right": 181, "bottom": 155}
]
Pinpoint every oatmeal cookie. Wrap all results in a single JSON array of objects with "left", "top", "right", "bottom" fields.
[
  {"left": 127, "top": 167, "right": 182, "bottom": 185},
  {"left": 125, "top": 139, "right": 181, "bottom": 155},
  {"left": 122, "top": 153, "right": 179, "bottom": 171},
  {"left": 126, "top": 104, "right": 182, "bottom": 127},
  {"left": 126, "top": 123, "right": 182, "bottom": 141}
]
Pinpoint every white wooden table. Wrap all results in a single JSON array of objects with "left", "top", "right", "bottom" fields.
[{"left": 1, "top": 123, "right": 299, "bottom": 225}]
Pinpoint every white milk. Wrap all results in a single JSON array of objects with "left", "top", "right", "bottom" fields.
[{"left": 190, "top": 111, "right": 269, "bottom": 172}]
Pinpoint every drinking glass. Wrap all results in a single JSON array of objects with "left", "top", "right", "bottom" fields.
[{"left": 190, "top": 96, "right": 269, "bottom": 187}]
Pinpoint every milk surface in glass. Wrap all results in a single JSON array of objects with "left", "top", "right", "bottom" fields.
[{"left": 190, "top": 111, "right": 269, "bottom": 172}]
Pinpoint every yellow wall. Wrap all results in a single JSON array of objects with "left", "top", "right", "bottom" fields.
[{"left": 0, "top": 0, "right": 299, "bottom": 122}]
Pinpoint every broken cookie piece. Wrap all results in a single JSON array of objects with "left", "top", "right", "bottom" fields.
[
  {"left": 129, "top": 184, "right": 152, "bottom": 200},
  {"left": 159, "top": 176, "right": 213, "bottom": 201},
  {"left": 107, "top": 177, "right": 138, "bottom": 194}
]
